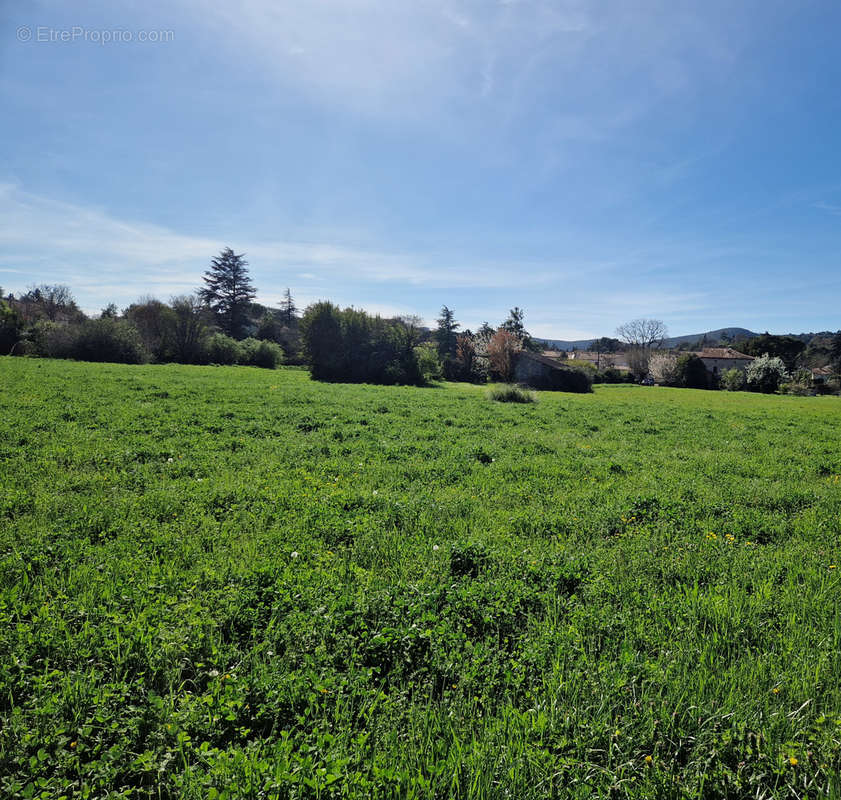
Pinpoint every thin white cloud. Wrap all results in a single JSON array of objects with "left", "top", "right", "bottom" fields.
[
  {"left": 177, "top": 0, "right": 755, "bottom": 139},
  {"left": 812, "top": 201, "right": 841, "bottom": 217},
  {"left": 0, "top": 184, "right": 576, "bottom": 310}
]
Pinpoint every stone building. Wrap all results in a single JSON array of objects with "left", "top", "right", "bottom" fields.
[{"left": 694, "top": 347, "right": 754, "bottom": 378}]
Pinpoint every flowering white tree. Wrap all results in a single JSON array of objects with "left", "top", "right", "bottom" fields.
[
  {"left": 746, "top": 354, "right": 789, "bottom": 393},
  {"left": 649, "top": 352, "right": 679, "bottom": 385}
]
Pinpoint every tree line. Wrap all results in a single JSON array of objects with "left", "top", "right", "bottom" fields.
[
  {"left": 4, "top": 249, "right": 840, "bottom": 393},
  {"left": 0, "top": 248, "right": 554, "bottom": 385},
  {"left": 0, "top": 249, "right": 292, "bottom": 368}
]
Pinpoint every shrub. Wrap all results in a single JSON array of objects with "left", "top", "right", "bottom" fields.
[
  {"left": 780, "top": 369, "right": 813, "bottom": 396},
  {"left": 239, "top": 338, "right": 284, "bottom": 369},
  {"left": 414, "top": 342, "right": 442, "bottom": 382},
  {"left": 204, "top": 333, "right": 243, "bottom": 365},
  {"left": 521, "top": 365, "right": 593, "bottom": 393},
  {"left": 70, "top": 318, "right": 149, "bottom": 364},
  {"left": 746, "top": 353, "right": 789, "bottom": 393},
  {"left": 29, "top": 320, "right": 77, "bottom": 358},
  {"left": 489, "top": 385, "right": 536, "bottom": 403},
  {"left": 0, "top": 299, "right": 24, "bottom": 355},
  {"left": 301, "top": 302, "right": 423, "bottom": 385},
  {"left": 593, "top": 367, "right": 635, "bottom": 384},
  {"left": 721, "top": 368, "right": 746, "bottom": 391}
]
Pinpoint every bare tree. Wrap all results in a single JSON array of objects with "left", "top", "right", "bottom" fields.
[
  {"left": 487, "top": 329, "right": 521, "bottom": 382},
  {"left": 20, "top": 284, "right": 81, "bottom": 323},
  {"left": 615, "top": 318, "right": 668, "bottom": 349}
]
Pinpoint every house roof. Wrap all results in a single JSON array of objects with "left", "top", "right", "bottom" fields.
[
  {"left": 695, "top": 347, "right": 754, "bottom": 360},
  {"left": 520, "top": 350, "right": 574, "bottom": 370}
]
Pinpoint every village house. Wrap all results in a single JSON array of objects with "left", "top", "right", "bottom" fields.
[
  {"left": 514, "top": 351, "right": 591, "bottom": 391},
  {"left": 693, "top": 347, "right": 754, "bottom": 378},
  {"left": 810, "top": 365, "right": 834, "bottom": 384}
]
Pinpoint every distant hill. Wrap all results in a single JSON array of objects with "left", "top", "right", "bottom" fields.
[{"left": 538, "top": 327, "right": 760, "bottom": 351}]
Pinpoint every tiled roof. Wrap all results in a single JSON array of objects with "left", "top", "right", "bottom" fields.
[
  {"left": 696, "top": 348, "right": 753, "bottom": 360},
  {"left": 520, "top": 350, "right": 573, "bottom": 370}
]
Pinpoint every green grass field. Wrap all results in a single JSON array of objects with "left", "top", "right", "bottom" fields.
[{"left": 2, "top": 357, "right": 841, "bottom": 799}]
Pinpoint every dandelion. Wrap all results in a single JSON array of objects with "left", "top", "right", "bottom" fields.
[
  {"left": 70, "top": 741, "right": 77, "bottom": 749},
  {"left": 645, "top": 755, "right": 653, "bottom": 765},
  {"left": 830, "top": 565, "right": 837, "bottom": 570},
  {"left": 291, "top": 551, "right": 299, "bottom": 559},
  {"left": 167, "top": 457, "right": 174, "bottom": 463},
  {"left": 789, "top": 756, "right": 798, "bottom": 766},
  {"left": 432, "top": 544, "right": 439, "bottom": 551},
  {"left": 772, "top": 687, "right": 780, "bottom": 694}
]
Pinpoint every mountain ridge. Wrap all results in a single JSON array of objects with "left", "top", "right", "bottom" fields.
[{"left": 537, "top": 327, "right": 760, "bottom": 351}]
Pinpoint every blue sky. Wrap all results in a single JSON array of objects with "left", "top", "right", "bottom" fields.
[{"left": 2, "top": 0, "right": 841, "bottom": 339}]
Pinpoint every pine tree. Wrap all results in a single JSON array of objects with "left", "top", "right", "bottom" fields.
[
  {"left": 199, "top": 248, "right": 257, "bottom": 339},
  {"left": 435, "top": 305, "right": 460, "bottom": 360},
  {"left": 279, "top": 288, "right": 298, "bottom": 326}
]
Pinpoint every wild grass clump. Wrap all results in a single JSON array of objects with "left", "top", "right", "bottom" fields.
[{"left": 488, "top": 384, "right": 536, "bottom": 403}]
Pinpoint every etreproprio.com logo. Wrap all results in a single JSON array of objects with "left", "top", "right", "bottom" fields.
[{"left": 17, "top": 26, "right": 174, "bottom": 44}]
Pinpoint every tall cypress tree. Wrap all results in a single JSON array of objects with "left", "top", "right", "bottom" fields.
[
  {"left": 435, "top": 305, "right": 460, "bottom": 360},
  {"left": 199, "top": 248, "right": 257, "bottom": 339}
]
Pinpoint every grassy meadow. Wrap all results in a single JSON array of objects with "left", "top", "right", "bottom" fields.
[{"left": 2, "top": 357, "right": 841, "bottom": 799}]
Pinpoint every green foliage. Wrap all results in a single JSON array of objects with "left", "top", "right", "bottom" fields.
[
  {"left": 238, "top": 338, "right": 284, "bottom": 369},
  {"left": 593, "top": 367, "right": 635, "bottom": 384},
  {"left": 0, "top": 298, "right": 24, "bottom": 354},
  {"left": 675, "top": 353, "right": 709, "bottom": 389},
  {"left": 199, "top": 248, "right": 257, "bottom": 339},
  {"left": 167, "top": 295, "right": 211, "bottom": 364},
  {"left": 521, "top": 364, "right": 593, "bottom": 393},
  {"left": 70, "top": 318, "right": 149, "bottom": 364},
  {"left": 746, "top": 353, "right": 790, "bottom": 393},
  {"left": 742, "top": 333, "right": 806, "bottom": 371},
  {"left": 2, "top": 359, "right": 841, "bottom": 799},
  {"left": 434, "top": 305, "right": 460, "bottom": 367},
  {"left": 301, "top": 302, "right": 423, "bottom": 385},
  {"left": 592, "top": 336, "right": 622, "bottom": 354},
  {"left": 28, "top": 318, "right": 148, "bottom": 363},
  {"left": 721, "top": 367, "right": 746, "bottom": 391},
  {"left": 124, "top": 298, "right": 175, "bottom": 361},
  {"left": 205, "top": 332, "right": 243, "bottom": 365},
  {"left": 488, "top": 384, "right": 536, "bottom": 403},
  {"left": 414, "top": 342, "right": 442, "bottom": 382}
]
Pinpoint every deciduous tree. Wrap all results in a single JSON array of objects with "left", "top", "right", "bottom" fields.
[
  {"left": 487, "top": 329, "right": 521, "bottom": 382},
  {"left": 615, "top": 318, "right": 668, "bottom": 349}
]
